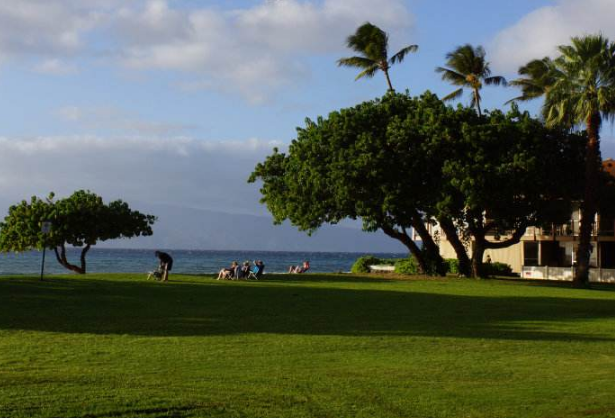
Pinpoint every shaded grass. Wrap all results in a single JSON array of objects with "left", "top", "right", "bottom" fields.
[{"left": 1, "top": 273, "right": 615, "bottom": 417}]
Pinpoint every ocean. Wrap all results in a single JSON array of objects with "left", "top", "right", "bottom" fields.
[{"left": 0, "top": 248, "right": 408, "bottom": 276}]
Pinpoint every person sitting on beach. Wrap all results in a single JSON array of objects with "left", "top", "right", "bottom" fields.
[
  {"left": 254, "top": 260, "right": 265, "bottom": 278},
  {"left": 237, "top": 261, "right": 251, "bottom": 280},
  {"left": 288, "top": 260, "right": 310, "bottom": 274},
  {"left": 217, "top": 261, "right": 238, "bottom": 280}
]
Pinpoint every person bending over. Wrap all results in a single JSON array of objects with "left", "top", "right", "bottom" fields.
[{"left": 155, "top": 251, "right": 173, "bottom": 282}]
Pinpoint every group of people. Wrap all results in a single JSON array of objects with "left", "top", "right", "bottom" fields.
[
  {"left": 217, "top": 260, "right": 265, "bottom": 280},
  {"left": 147, "top": 251, "right": 309, "bottom": 281}
]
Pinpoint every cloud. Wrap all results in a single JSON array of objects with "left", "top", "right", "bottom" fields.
[
  {"left": 0, "top": 1, "right": 115, "bottom": 60},
  {"left": 55, "top": 105, "right": 196, "bottom": 136},
  {"left": 491, "top": 0, "right": 615, "bottom": 73},
  {"left": 0, "top": 0, "right": 413, "bottom": 102},
  {"left": 109, "top": 0, "right": 414, "bottom": 102},
  {"left": 0, "top": 136, "right": 283, "bottom": 215}
]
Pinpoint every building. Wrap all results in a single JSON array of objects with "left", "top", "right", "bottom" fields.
[{"left": 436, "top": 159, "right": 615, "bottom": 282}]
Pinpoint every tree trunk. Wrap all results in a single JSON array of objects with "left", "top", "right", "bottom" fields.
[
  {"left": 383, "top": 69, "right": 394, "bottom": 92},
  {"left": 54, "top": 244, "right": 86, "bottom": 274},
  {"left": 410, "top": 215, "right": 446, "bottom": 275},
  {"left": 80, "top": 244, "right": 91, "bottom": 274},
  {"left": 380, "top": 224, "right": 427, "bottom": 272},
  {"left": 438, "top": 217, "right": 472, "bottom": 277},
  {"left": 474, "top": 88, "right": 482, "bottom": 117},
  {"left": 574, "top": 112, "right": 602, "bottom": 288},
  {"left": 471, "top": 239, "right": 486, "bottom": 278}
]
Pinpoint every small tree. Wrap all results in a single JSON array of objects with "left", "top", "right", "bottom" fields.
[{"left": 0, "top": 190, "right": 156, "bottom": 274}]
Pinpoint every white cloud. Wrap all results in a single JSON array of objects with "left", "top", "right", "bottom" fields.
[
  {"left": 0, "top": 0, "right": 413, "bottom": 101},
  {"left": 111, "top": 0, "right": 413, "bottom": 102},
  {"left": 491, "top": 0, "right": 615, "bottom": 73},
  {"left": 0, "top": 136, "right": 283, "bottom": 215},
  {"left": 0, "top": 1, "right": 113, "bottom": 59}
]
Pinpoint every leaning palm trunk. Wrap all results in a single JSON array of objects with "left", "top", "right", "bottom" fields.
[
  {"left": 574, "top": 113, "right": 602, "bottom": 287},
  {"left": 383, "top": 68, "right": 394, "bottom": 91}
]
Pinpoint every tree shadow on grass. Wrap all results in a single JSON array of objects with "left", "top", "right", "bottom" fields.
[{"left": 1, "top": 276, "right": 614, "bottom": 342}]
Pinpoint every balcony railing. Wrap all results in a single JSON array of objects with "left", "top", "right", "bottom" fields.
[{"left": 524, "top": 220, "right": 615, "bottom": 238}]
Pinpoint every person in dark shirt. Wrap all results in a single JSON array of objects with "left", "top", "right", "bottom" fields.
[{"left": 155, "top": 251, "right": 173, "bottom": 282}]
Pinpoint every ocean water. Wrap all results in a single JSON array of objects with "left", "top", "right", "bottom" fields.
[{"left": 0, "top": 248, "right": 408, "bottom": 276}]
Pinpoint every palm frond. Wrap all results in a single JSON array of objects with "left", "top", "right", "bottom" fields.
[
  {"left": 355, "top": 64, "right": 380, "bottom": 80},
  {"left": 441, "top": 88, "right": 464, "bottom": 102},
  {"left": 435, "top": 67, "right": 467, "bottom": 85},
  {"left": 484, "top": 75, "right": 507, "bottom": 86},
  {"left": 389, "top": 44, "right": 419, "bottom": 64},
  {"left": 337, "top": 56, "right": 377, "bottom": 69},
  {"left": 346, "top": 22, "right": 388, "bottom": 62}
]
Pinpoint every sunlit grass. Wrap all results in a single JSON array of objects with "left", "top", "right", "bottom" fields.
[{"left": 1, "top": 273, "right": 615, "bottom": 417}]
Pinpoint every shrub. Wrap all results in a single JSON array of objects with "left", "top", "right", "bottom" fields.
[
  {"left": 445, "top": 259, "right": 460, "bottom": 275},
  {"left": 394, "top": 258, "right": 420, "bottom": 274},
  {"left": 351, "top": 255, "right": 384, "bottom": 273},
  {"left": 484, "top": 262, "right": 513, "bottom": 276}
]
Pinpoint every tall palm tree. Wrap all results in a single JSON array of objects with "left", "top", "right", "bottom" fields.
[
  {"left": 436, "top": 44, "right": 506, "bottom": 116},
  {"left": 337, "top": 22, "right": 418, "bottom": 92},
  {"left": 510, "top": 34, "right": 615, "bottom": 287}
]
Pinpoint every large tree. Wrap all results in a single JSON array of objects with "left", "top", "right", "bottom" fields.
[
  {"left": 0, "top": 190, "right": 156, "bottom": 274},
  {"left": 250, "top": 92, "right": 455, "bottom": 274},
  {"left": 509, "top": 34, "right": 615, "bottom": 286},
  {"left": 438, "top": 106, "right": 585, "bottom": 277},
  {"left": 249, "top": 92, "right": 582, "bottom": 277},
  {"left": 436, "top": 44, "right": 506, "bottom": 116},
  {"left": 337, "top": 22, "right": 418, "bottom": 92}
]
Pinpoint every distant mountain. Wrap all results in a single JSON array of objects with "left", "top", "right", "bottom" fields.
[{"left": 95, "top": 203, "right": 408, "bottom": 253}]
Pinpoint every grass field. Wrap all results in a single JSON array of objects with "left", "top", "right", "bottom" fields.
[{"left": 1, "top": 273, "right": 615, "bottom": 418}]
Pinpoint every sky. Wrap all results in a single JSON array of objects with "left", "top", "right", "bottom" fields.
[{"left": 0, "top": 0, "right": 614, "bottom": 232}]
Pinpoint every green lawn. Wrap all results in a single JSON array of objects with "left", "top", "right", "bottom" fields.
[{"left": 1, "top": 273, "right": 615, "bottom": 418}]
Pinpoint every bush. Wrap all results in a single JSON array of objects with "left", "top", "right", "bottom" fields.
[
  {"left": 445, "top": 259, "right": 460, "bottom": 275},
  {"left": 484, "top": 262, "right": 513, "bottom": 276},
  {"left": 351, "top": 255, "right": 384, "bottom": 273},
  {"left": 394, "top": 258, "right": 420, "bottom": 274}
]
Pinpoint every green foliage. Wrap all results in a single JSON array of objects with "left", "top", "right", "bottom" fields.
[
  {"left": 351, "top": 255, "right": 402, "bottom": 273},
  {"left": 337, "top": 22, "right": 418, "bottom": 90},
  {"left": 351, "top": 256, "right": 383, "bottom": 273},
  {"left": 250, "top": 91, "right": 585, "bottom": 278},
  {"left": 484, "top": 262, "right": 514, "bottom": 277},
  {"left": 445, "top": 258, "right": 460, "bottom": 275},
  {"left": 0, "top": 190, "right": 156, "bottom": 273},
  {"left": 394, "top": 258, "right": 420, "bottom": 274},
  {"left": 435, "top": 44, "right": 506, "bottom": 115}
]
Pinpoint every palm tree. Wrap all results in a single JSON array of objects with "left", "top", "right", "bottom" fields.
[
  {"left": 337, "top": 22, "right": 418, "bottom": 92},
  {"left": 436, "top": 44, "right": 506, "bottom": 116},
  {"left": 507, "top": 57, "right": 559, "bottom": 103},
  {"left": 509, "top": 34, "right": 615, "bottom": 287}
]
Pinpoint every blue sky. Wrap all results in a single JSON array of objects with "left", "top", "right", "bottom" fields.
[{"left": 0, "top": 0, "right": 614, "bottom": 221}]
